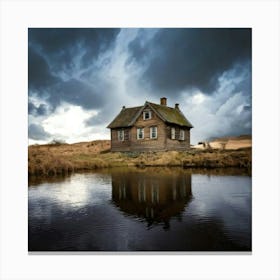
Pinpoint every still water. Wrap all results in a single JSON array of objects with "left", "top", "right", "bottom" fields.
[{"left": 28, "top": 168, "right": 251, "bottom": 251}]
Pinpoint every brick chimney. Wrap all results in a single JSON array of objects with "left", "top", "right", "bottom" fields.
[
  {"left": 160, "top": 97, "right": 167, "bottom": 106},
  {"left": 175, "top": 103, "right": 179, "bottom": 109}
]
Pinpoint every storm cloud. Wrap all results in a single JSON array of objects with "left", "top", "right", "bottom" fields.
[
  {"left": 28, "top": 102, "right": 48, "bottom": 116},
  {"left": 48, "top": 78, "right": 109, "bottom": 110},
  {"left": 29, "top": 28, "right": 121, "bottom": 73},
  {"left": 28, "top": 47, "right": 60, "bottom": 91},
  {"left": 28, "top": 28, "right": 120, "bottom": 112},
  {"left": 127, "top": 28, "right": 251, "bottom": 95},
  {"left": 28, "top": 28, "right": 252, "bottom": 144}
]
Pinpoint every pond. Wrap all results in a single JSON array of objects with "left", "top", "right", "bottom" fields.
[{"left": 28, "top": 167, "right": 251, "bottom": 252}]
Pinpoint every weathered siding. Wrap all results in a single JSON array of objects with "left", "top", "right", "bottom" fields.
[
  {"left": 111, "top": 128, "right": 131, "bottom": 152},
  {"left": 165, "top": 126, "right": 191, "bottom": 150},
  {"left": 129, "top": 108, "right": 166, "bottom": 151}
]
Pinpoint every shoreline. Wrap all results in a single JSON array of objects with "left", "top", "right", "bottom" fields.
[
  {"left": 28, "top": 166, "right": 251, "bottom": 187},
  {"left": 28, "top": 141, "right": 251, "bottom": 178}
]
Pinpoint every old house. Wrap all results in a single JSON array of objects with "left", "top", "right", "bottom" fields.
[{"left": 107, "top": 97, "right": 193, "bottom": 152}]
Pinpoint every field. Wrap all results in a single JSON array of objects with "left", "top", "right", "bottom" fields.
[
  {"left": 192, "top": 135, "right": 252, "bottom": 150},
  {"left": 28, "top": 137, "right": 252, "bottom": 177}
]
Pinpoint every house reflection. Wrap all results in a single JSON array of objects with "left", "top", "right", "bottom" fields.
[{"left": 111, "top": 170, "right": 192, "bottom": 229}]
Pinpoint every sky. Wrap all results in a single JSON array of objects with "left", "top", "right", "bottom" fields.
[{"left": 28, "top": 28, "right": 252, "bottom": 145}]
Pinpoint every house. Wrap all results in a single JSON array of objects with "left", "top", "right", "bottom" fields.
[{"left": 107, "top": 97, "right": 193, "bottom": 152}]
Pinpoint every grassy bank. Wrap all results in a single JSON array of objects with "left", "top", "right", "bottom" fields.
[{"left": 28, "top": 140, "right": 251, "bottom": 177}]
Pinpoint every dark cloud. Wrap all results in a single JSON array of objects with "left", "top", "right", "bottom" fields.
[
  {"left": 28, "top": 28, "right": 120, "bottom": 115},
  {"left": 28, "top": 28, "right": 121, "bottom": 72},
  {"left": 243, "top": 105, "right": 251, "bottom": 112},
  {"left": 28, "top": 102, "right": 48, "bottom": 116},
  {"left": 48, "top": 78, "right": 108, "bottom": 110},
  {"left": 127, "top": 28, "right": 251, "bottom": 95},
  {"left": 28, "top": 47, "right": 60, "bottom": 91},
  {"left": 28, "top": 102, "right": 36, "bottom": 115},
  {"left": 37, "top": 104, "right": 48, "bottom": 115},
  {"left": 230, "top": 62, "right": 252, "bottom": 97},
  {"left": 28, "top": 124, "right": 51, "bottom": 140}
]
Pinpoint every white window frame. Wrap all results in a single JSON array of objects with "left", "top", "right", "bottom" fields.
[
  {"left": 150, "top": 126, "right": 157, "bottom": 139},
  {"left": 171, "top": 127, "right": 176, "bottom": 140},
  {"left": 179, "top": 129, "right": 185, "bottom": 141},
  {"left": 117, "top": 129, "right": 124, "bottom": 141},
  {"left": 143, "top": 110, "right": 152, "bottom": 120},
  {"left": 137, "top": 128, "right": 144, "bottom": 140}
]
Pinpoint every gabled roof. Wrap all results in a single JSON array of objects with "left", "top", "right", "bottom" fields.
[
  {"left": 107, "top": 101, "right": 193, "bottom": 129},
  {"left": 148, "top": 102, "right": 193, "bottom": 128},
  {"left": 107, "top": 106, "right": 143, "bottom": 128}
]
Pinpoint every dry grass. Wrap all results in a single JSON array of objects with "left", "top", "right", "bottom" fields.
[
  {"left": 193, "top": 135, "right": 252, "bottom": 150},
  {"left": 130, "top": 148, "right": 251, "bottom": 170},
  {"left": 28, "top": 140, "right": 111, "bottom": 176},
  {"left": 28, "top": 140, "right": 252, "bottom": 177}
]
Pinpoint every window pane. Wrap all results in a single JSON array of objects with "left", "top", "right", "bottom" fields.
[
  {"left": 171, "top": 127, "right": 175, "bottom": 139},
  {"left": 143, "top": 110, "right": 151, "bottom": 120},
  {"left": 150, "top": 126, "right": 157, "bottom": 138},
  {"left": 179, "top": 129, "right": 185, "bottom": 140},
  {"left": 137, "top": 128, "right": 144, "bottom": 139},
  {"left": 118, "top": 130, "right": 124, "bottom": 141}
]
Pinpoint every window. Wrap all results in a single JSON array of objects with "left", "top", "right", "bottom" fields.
[
  {"left": 150, "top": 126, "right": 157, "bottom": 139},
  {"left": 137, "top": 128, "right": 144, "bottom": 139},
  {"left": 171, "top": 127, "right": 176, "bottom": 140},
  {"left": 117, "top": 130, "right": 124, "bottom": 141},
  {"left": 179, "top": 129, "right": 185, "bottom": 140},
  {"left": 143, "top": 110, "right": 152, "bottom": 120}
]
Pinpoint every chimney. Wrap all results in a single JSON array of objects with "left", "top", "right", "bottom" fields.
[
  {"left": 160, "top": 97, "right": 167, "bottom": 106},
  {"left": 175, "top": 103, "right": 179, "bottom": 110},
  {"left": 122, "top": 105, "right": 126, "bottom": 110}
]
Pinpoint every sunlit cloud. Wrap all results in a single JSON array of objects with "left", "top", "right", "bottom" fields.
[{"left": 42, "top": 103, "right": 98, "bottom": 143}]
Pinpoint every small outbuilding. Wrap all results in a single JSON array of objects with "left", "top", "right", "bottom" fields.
[{"left": 107, "top": 97, "right": 193, "bottom": 152}]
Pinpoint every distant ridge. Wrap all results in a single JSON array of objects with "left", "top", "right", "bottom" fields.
[{"left": 211, "top": 135, "right": 252, "bottom": 142}]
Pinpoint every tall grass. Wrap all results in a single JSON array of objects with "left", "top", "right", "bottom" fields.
[{"left": 28, "top": 140, "right": 251, "bottom": 177}]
